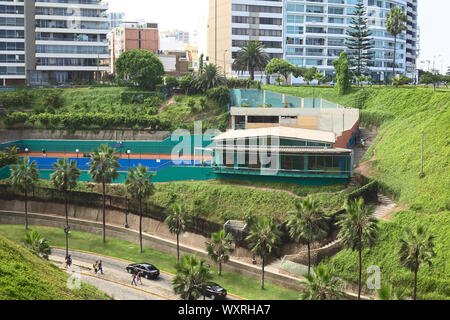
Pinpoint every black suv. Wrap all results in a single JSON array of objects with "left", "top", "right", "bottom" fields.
[
  {"left": 126, "top": 263, "right": 160, "bottom": 280},
  {"left": 203, "top": 282, "right": 227, "bottom": 300}
]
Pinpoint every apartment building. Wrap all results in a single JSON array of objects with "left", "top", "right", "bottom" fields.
[
  {"left": 207, "top": 0, "right": 284, "bottom": 78},
  {"left": 109, "top": 21, "right": 159, "bottom": 74},
  {"left": 207, "top": 0, "right": 419, "bottom": 83},
  {"left": 107, "top": 11, "right": 125, "bottom": 29},
  {"left": 0, "top": 0, "right": 110, "bottom": 86},
  {"left": 0, "top": 0, "right": 26, "bottom": 86}
]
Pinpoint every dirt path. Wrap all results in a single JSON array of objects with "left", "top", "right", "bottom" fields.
[{"left": 158, "top": 95, "right": 178, "bottom": 114}]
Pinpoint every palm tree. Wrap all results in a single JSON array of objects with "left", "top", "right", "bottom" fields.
[
  {"left": 165, "top": 202, "right": 191, "bottom": 263},
  {"left": 337, "top": 197, "right": 378, "bottom": 300},
  {"left": 172, "top": 254, "right": 212, "bottom": 300},
  {"left": 50, "top": 158, "right": 80, "bottom": 227},
  {"left": 192, "top": 64, "right": 226, "bottom": 92},
  {"left": 377, "top": 284, "right": 406, "bottom": 300},
  {"left": 125, "top": 164, "right": 155, "bottom": 253},
  {"left": 232, "top": 41, "right": 269, "bottom": 81},
  {"left": 10, "top": 156, "right": 39, "bottom": 230},
  {"left": 300, "top": 265, "right": 345, "bottom": 300},
  {"left": 398, "top": 225, "right": 436, "bottom": 300},
  {"left": 246, "top": 217, "right": 282, "bottom": 290},
  {"left": 88, "top": 144, "right": 120, "bottom": 243},
  {"left": 205, "top": 230, "right": 234, "bottom": 276},
  {"left": 24, "top": 230, "right": 51, "bottom": 260},
  {"left": 287, "top": 197, "right": 329, "bottom": 276},
  {"left": 386, "top": 7, "right": 407, "bottom": 79}
]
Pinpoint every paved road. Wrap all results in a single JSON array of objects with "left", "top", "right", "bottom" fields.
[{"left": 51, "top": 248, "right": 237, "bottom": 301}]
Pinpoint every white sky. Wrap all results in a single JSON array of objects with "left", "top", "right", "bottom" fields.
[{"left": 107, "top": 0, "right": 449, "bottom": 74}]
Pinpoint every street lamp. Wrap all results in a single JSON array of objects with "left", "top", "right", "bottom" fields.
[
  {"left": 75, "top": 149, "right": 79, "bottom": 167},
  {"left": 25, "top": 148, "right": 29, "bottom": 156},
  {"left": 64, "top": 225, "right": 70, "bottom": 258},
  {"left": 223, "top": 50, "right": 228, "bottom": 77},
  {"left": 127, "top": 150, "right": 131, "bottom": 169}
]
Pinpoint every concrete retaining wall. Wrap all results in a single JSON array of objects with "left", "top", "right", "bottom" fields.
[
  {"left": 0, "top": 210, "right": 306, "bottom": 292},
  {"left": 0, "top": 129, "right": 171, "bottom": 143}
]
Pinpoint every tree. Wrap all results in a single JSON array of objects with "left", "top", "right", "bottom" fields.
[
  {"left": 205, "top": 230, "right": 234, "bottom": 276},
  {"left": 115, "top": 49, "right": 164, "bottom": 90},
  {"left": 420, "top": 72, "right": 440, "bottom": 90},
  {"left": 164, "top": 76, "right": 179, "bottom": 94},
  {"left": 337, "top": 197, "right": 378, "bottom": 300},
  {"left": 333, "top": 52, "right": 352, "bottom": 95},
  {"left": 287, "top": 197, "right": 329, "bottom": 276},
  {"left": 392, "top": 75, "right": 412, "bottom": 88},
  {"left": 24, "top": 230, "right": 51, "bottom": 260},
  {"left": 0, "top": 146, "right": 18, "bottom": 169},
  {"left": 50, "top": 158, "right": 80, "bottom": 227},
  {"left": 165, "top": 202, "right": 191, "bottom": 264},
  {"left": 192, "top": 64, "right": 226, "bottom": 92},
  {"left": 300, "top": 265, "right": 345, "bottom": 300},
  {"left": 346, "top": 0, "right": 374, "bottom": 78},
  {"left": 88, "top": 144, "right": 120, "bottom": 243},
  {"left": 377, "top": 284, "right": 406, "bottom": 300},
  {"left": 386, "top": 7, "right": 408, "bottom": 79},
  {"left": 302, "top": 67, "right": 318, "bottom": 85},
  {"left": 232, "top": 41, "right": 269, "bottom": 81},
  {"left": 125, "top": 164, "right": 155, "bottom": 253},
  {"left": 246, "top": 217, "right": 282, "bottom": 289},
  {"left": 10, "top": 156, "right": 39, "bottom": 230},
  {"left": 398, "top": 225, "right": 436, "bottom": 300},
  {"left": 265, "top": 59, "right": 296, "bottom": 85},
  {"left": 314, "top": 72, "right": 326, "bottom": 85},
  {"left": 172, "top": 254, "right": 212, "bottom": 300}
]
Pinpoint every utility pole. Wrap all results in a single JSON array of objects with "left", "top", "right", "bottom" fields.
[{"left": 420, "top": 131, "right": 424, "bottom": 177}]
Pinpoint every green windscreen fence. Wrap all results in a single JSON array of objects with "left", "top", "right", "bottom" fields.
[
  {"left": 230, "top": 89, "right": 344, "bottom": 109},
  {"left": 0, "top": 134, "right": 217, "bottom": 156}
]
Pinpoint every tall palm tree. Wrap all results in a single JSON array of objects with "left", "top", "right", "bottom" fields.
[
  {"left": 192, "top": 63, "right": 226, "bottom": 92},
  {"left": 398, "top": 225, "right": 436, "bottom": 300},
  {"left": 50, "top": 158, "right": 80, "bottom": 227},
  {"left": 287, "top": 197, "right": 329, "bottom": 276},
  {"left": 165, "top": 202, "right": 191, "bottom": 263},
  {"left": 246, "top": 217, "right": 282, "bottom": 290},
  {"left": 172, "top": 254, "right": 212, "bottom": 300},
  {"left": 205, "top": 229, "right": 234, "bottom": 276},
  {"left": 386, "top": 7, "right": 407, "bottom": 79},
  {"left": 337, "top": 197, "right": 378, "bottom": 300},
  {"left": 300, "top": 265, "right": 345, "bottom": 300},
  {"left": 232, "top": 41, "right": 269, "bottom": 81},
  {"left": 125, "top": 164, "right": 155, "bottom": 253},
  {"left": 377, "top": 284, "right": 406, "bottom": 300},
  {"left": 88, "top": 144, "right": 120, "bottom": 243},
  {"left": 10, "top": 156, "right": 39, "bottom": 230}
]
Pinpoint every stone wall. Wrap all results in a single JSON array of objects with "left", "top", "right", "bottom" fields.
[{"left": 0, "top": 129, "right": 171, "bottom": 143}]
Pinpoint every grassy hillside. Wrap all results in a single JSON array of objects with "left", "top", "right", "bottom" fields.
[
  {"left": 0, "top": 87, "right": 229, "bottom": 132},
  {"left": 264, "top": 85, "right": 450, "bottom": 213},
  {"left": 329, "top": 211, "right": 450, "bottom": 300},
  {"left": 0, "top": 233, "right": 110, "bottom": 300}
]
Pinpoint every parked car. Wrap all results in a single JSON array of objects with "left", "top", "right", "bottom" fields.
[
  {"left": 126, "top": 263, "right": 160, "bottom": 280},
  {"left": 203, "top": 282, "right": 227, "bottom": 300}
]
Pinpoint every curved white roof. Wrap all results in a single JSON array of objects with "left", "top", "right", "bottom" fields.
[{"left": 212, "top": 126, "right": 336, "bottom": 144}]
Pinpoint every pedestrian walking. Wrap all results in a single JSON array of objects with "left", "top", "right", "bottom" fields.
[
  {"left": 131, "top": 272, "right": 137, "bottom": 286},
  {"left": 93, "top": 261, "right": 98, "bottom": 274},
  {"left": 42, "top": 149, "right": 47, "bottom": 157},
  {"left": 136, "top": 271, "right": 143, "bottom": 285},
  {"left": 98, "top": 260, "right": 104, "bottom": 275}
]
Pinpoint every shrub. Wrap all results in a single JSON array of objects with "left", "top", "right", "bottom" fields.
[
  {"left": 143, "top": 96, "right": 162, "bottom": 108},
  {"left": 4, "top": 112, "right": 30, "bottom": 126},
  {"left": 179, "top": 75, "right": 195, "bottom": 94},
  {"left": 226, "top": 78, "right": 261, "bottom": 89},
  {"left": 187, "top": 98, "right": 196, "bottom": 110},
  {"left": 206, "top": 86, "right": 230, "bottom": 108},
  {"left": 0, "top": 89, "right": 31, "bottom": 109},
  {"left": 165, "top": 76, "right": 179, "bottom": 92},
  {"left": 43, "top": 90, "right": 63, "bottom": 108},
  {"left": 120, "top": 91, "right": 161, "bottom": 104},
  {"left": 174, "top": 95, "right": 184, "bottom": 103}
]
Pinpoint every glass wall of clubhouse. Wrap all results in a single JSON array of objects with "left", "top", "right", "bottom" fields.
[{"left": 212, "top": 138, "right": 353, "bottom": 178}]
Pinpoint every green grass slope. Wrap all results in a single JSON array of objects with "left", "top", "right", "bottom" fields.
[
  {"left": 264, "top": 85, "right": 450, "bottom": 213},
  {"left": 329, "top": 211, "right": 450, "bottom": 300},
  {"left": 0, "top": 233, "right": 110, "bottom": 300}
]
